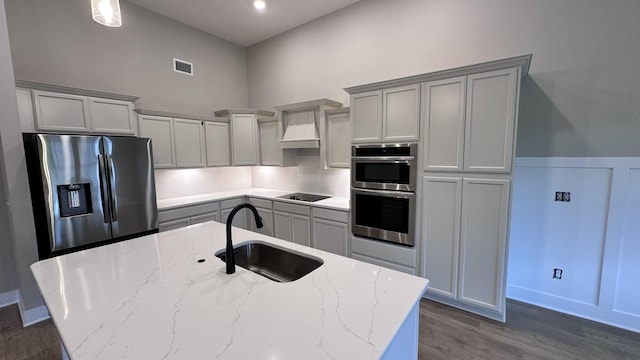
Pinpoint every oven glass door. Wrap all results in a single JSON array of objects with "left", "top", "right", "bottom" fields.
[
  {"left": 351, "top": 188, "right": 415, "bottom": 246},
  {"left": 352, "top": 159, "right": 416, "bottom": 191}
]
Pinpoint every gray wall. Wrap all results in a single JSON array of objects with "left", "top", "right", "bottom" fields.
[
  {"left": 247, "top": 0, "right": 640, "bottom": 157},
  {"left": 5, "top": 0, "right": 249, "bottom": 117},
  {"left": 0, "top": 0, "right": 41, "bottom": 309},
  {"left": 0, "top": 160, "right": 17, "bottom": 294}
]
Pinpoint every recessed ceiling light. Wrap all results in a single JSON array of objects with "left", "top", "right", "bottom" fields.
[{"left": 253, "top": 0, "right": 266, "bottom": 11}]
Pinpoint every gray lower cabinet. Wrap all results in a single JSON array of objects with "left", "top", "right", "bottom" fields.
[
  {"left": 311, "top": 207, "right": 348, "bottom": 256},
  {"left": 158, "top": 201, "right": 221, "bottom": 232},
  {"left": 248, "top": 197, "right": 274, "bottom": 236},
  {"left": 350, "top": 235, "right": 417, "bottom": 275},
  {"left": 274, "top": 201, "right": 311, "bottom": 247},
  {"left": 220, "top": 197, "right": 249, "bottom": 229}
]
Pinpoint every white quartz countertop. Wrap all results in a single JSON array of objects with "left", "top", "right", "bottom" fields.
[
  {"left": 31, "top": 221, "right": 428, "bottom": 359},
  {"left": 156, "top": 188, "right": 350, "bottom": 212}
]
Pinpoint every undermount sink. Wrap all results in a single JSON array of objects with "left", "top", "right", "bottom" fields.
[
  {"left": 277, "top": 192, "right": 330, "bottom": 202},
  {"left": 214, "top": 241, "right": 323, "bottom": 282}
]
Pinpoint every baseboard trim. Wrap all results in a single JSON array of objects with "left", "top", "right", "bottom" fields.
[
  {"left": 423, "top": 292, "right": 506, "bottom": 323},
  {"left": 18, "top": 302, "right": 50, "bottom": 327},
  {"left": 507, "top": 285, "right": 640, "bottom": 333},
  {"left": 0, "top": 289, "right": 20, "bottom": 307}
]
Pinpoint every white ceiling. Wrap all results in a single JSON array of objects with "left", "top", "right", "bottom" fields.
[{"left": 126, "top": 0, "right": 361, "bottom": 47}]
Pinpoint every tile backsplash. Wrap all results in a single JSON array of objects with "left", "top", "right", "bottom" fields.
[
  {"left": 155, "top": 167, "right": 252, "bottom": 200},
  {"left": 155, "top": 149, "right": 351, "bottom": 200}
]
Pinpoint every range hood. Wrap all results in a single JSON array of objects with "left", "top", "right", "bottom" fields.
[{"left": 275, "top": 99, "right": 342, "bottom": 149}]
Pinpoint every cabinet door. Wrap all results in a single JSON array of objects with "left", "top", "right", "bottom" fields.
[
  {"left": 422, "top": 175, "right": 462, "bottom": 299},
  {"left": 259, "top": 121, "right": 281, "bottom": 166},
  {"left": 221, "top": 208, "right": 247, "bottom": 229},
  {"left": 464, "top": 68, "right": 517, "bottom": 173},
  {"left": 313, "top": 218, "right": 348, "bottom": 256},
  {"left": 190, "top": 212, "right": 220, "bottom": 225},
  {"left": 205, "top": 122, "right": 231, "bottom": 166},
  {"left": 382, "top": 84, "right": 420, "bottom": 142},
  {"left": 326, "top": 111, "right": 351, "bottom": 168},
  {"left": 231, "top": 114, "right": 258, "bottom": 166},
  {"left": 251, "top": 208, "right": 274, "bottom": 236},
  {"left": 16, "top": 88, "right": 35, "bottom": 132},
  {"left": 138, "top": 115, "right": 175, "bottom": 168},
  {"left": 291, "top": 214, "right": 311, "bottom": 247},
  {"left": 89, "top": 97, "right": 136, "bottom": 135},
  {"left": 159, "top": 218, "right": 190, "bottom": 232},
  {"left": 274, "top": 211, "right": 292, "bottom": 242},
  {"left": 33, "top": 90, "right": 91, "bottom": 133},
  {"left": 422, "top": 78, "right": 466, "bottom": 172},
  {"left": 458, "top": 177, "right": 510, "bottom": 317},
  {"left": 351, "top": 90, "right": 382, "bottom": 143},
  {"left": 173, "top": 118, "right": 206, "bottom": 168}
]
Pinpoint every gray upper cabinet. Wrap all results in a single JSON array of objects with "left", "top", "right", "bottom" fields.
[
  {"left": 173, "top": 118, "right": 206, "bottom": 168},
  {"left": 20, "top": 83, "right": 138, "bottom": 135},
  {"left": 351, "top": 84, "right": 420, "bottom": 143},
  {"left": 463, "top": 68, "right": 517, "bottom": 173},
  {"left": 138, "top": 115, "right": 175, "bottom": 168},
  {"left": 324, "top": 107, "right": 351, "bottom": 168},
  {"left": 230, "top": 114, "right": 259, "bottom": 166},
  {"left": 89, "top": 97, "right": 136, "bottom": 135},
  {"left": 422, "top": 77, "right": 467, "bottom": 172},
  {"left": 351, "top": 90, "right": 382, "bottom": 143},
  {"left": 33, "top": 90, "right": 92, "bottom": 133},
  {"left": 205, "top": 121, "right": 231, "bottom": 167},
  {"left": 259, "top": 120, "right": 281, "bottom": 166},
  {"left": 382, "top": 84, "right": 421, "bottom": 142},
  {"left": 422, "top": 68, "right": 518, "bottom": 173}
]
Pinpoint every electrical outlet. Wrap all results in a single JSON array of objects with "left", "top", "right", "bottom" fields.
[
  {"left": 555, "top": 192, "right": 571, "bottom": 202},
  {"left": 553, "top": 268, "right": 563, "bottom": 279}
]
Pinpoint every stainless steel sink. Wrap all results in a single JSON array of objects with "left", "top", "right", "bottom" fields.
[
  {"left": 214, "top": 241, "right": 323, "bottom": 282},
  {"left": 277, "top": 192, "right": 330, "bottom": 202}
]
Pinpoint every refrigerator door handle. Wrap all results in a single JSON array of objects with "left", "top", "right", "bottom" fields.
[
  {"left": 98, "top": 154, "right": 110, "bottom": 224},
  {"left": 106, "top": 154, "right": 118, "bottom": 221}
]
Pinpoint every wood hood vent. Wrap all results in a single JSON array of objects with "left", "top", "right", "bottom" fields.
[{"left": 274, "top": 99, "right": 342, "bottom": 149}]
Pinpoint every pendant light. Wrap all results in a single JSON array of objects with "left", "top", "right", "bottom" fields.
[{"left": 91, "top": 0, "right": 122, "bottom": 27}]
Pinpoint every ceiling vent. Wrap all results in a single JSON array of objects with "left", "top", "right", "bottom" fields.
[{"left": 173, "top": 58, "right": 193, "bottom": 76}]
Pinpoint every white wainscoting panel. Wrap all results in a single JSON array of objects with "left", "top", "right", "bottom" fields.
[
  {"left": 507, "top": 157, "right": 640, "bottom": 333},
  {"left": 614, "top": 168, "right": 640, "bottom": 316}
]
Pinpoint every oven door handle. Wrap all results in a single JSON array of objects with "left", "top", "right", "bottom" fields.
[
  {"left": 352, "top": 187, "right": 415, "bottom": 198},
  {"left": 351, "top": 156, "right": 415, "bottom": 162}
]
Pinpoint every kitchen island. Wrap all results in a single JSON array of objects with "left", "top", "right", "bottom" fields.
[{"left": 31, "top": 221, "right": 428, "bottom": 359}]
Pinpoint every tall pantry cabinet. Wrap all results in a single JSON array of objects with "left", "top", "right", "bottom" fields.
[
  {"left": 421, "top": 56, "right": 530, "bottom": 321},
  {"left": 344, "top": 55, "right": 531, "bottom": 321}
]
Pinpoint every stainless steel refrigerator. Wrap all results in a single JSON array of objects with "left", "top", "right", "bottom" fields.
[{"left": 23, "top": 133, "right": 158, "bottom": 259}]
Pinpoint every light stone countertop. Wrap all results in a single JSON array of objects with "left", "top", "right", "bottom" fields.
[
  {"left": 156, "top": 188, "right": 350, "bottom": 212},
  {"left": 31, "top": 221, "right": 428, "bottom": 359}
]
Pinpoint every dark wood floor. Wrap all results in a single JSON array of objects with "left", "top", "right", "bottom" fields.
[
  {"left": 1, "top": 299, "right": 639, "bottom": 359},
  {"left": 420, "top": 299, "right": 640, "bottom": 360},
  {"left": 0, "top": 305, "right": 59, "bottom": 360}
]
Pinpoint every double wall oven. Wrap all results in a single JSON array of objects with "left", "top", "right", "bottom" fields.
[{"left": 351, "top": 143, "right": 417, "bottom": 246}]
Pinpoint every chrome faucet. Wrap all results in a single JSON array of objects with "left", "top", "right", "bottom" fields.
[{"left": 225, "top": 203, "right": 263, "bottom": 274}]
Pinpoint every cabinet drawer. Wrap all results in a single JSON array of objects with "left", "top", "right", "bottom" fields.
[
  {"left": 274, "top": 201, "right": 310, "bottom": 216},
  {"left": 248, "top": 197, "right": 272, "bottom": 210},
  {"left": 351, "top": 253, "right": 415, "bottom": 275},
  {"left": 312, "top": 207, "right": 348, "bottom": 223},
  {"left": 220, "top": 197, "right": 247, "bottom": 209},
  {"left": 158, "top": 202, "right": 220, "bottom": 222},
  {"left": 351, "top": 235, "right": 416, "bottom": 268}
]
